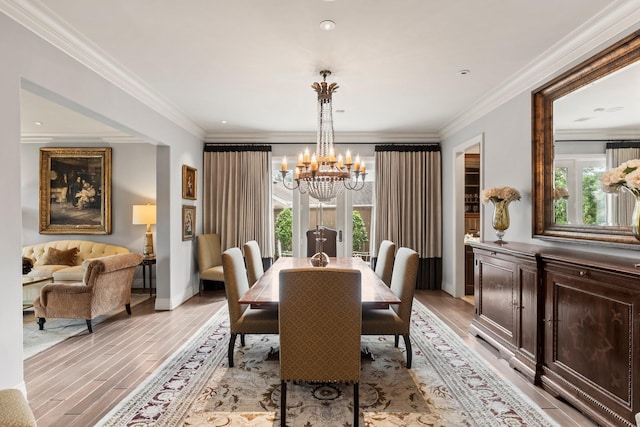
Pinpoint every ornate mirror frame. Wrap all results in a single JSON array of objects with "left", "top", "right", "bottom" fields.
[{"left": 533, "top": 29, "right": 640, "bottom": 247}]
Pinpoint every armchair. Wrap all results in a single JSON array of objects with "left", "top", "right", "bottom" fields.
[
  {"left": 33, "top": 252, "right": 143, "bottom": 333},
  {"left": 197, "top": 233, "right": 225, "bottom": 294}
]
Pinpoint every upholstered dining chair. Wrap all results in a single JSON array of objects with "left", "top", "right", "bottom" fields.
[
  {"left": 221, "top": 247, "right": 279, "bottom": 367},
  {"left": 306, "top": 226, "right": 337, "bottom": 257},
  {"left": 33, "top": 252, "right": 143, "bottom": 333},
  {"left": 374, "top": 240, "right": 396, "bottom": 286},
  {"left": 197, "top": 233, "right": 224, "bottom": 294},
  {"left": 362, "top": 247, "right": 419, "bottom": 368},
  {"left": 243, "top": 240, "right": 264, "bottom": 286},
  {"left": 279, "top": 267, "right": 362, "bottom": 427}
]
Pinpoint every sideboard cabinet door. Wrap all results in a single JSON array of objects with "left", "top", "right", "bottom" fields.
[
  {"left": 469, "top": 242, "right": 541, "bottom": 382},
  {"left": 541, "top": 255, "right": 640, "bottom": 427}
]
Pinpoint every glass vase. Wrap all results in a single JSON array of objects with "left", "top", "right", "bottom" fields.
[
  {"left": 626, "top": 188, "right": 640, "bottom": 241},
  {"left": 491, "top": 199, "right": 511, "bottom": 243}
]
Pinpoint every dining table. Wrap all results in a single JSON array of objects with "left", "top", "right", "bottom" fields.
[{"left": 239, "top": 256, "right": 401, "bottom": 309}]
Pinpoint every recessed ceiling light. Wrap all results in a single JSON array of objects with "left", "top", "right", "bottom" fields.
[
  {"left": 457, "top": 69, "right": 470, "bottom": 76},
  {"left": 34, "top": 121, "right": 42, "bottom": 126},
  {"left": 320, "top": 20, "right": 336, "bottom": 31},
  {"left": 335, "top": 109, "right": 345, "bottom": 113},
  {"left": 221, "top": 120, "right": 227, "bottom": 124}
]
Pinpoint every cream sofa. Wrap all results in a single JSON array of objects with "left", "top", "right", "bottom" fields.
[
  {"left": 22, "top": 240, "right": 131, "bottom": 307},
  {"left": 23, "top": 240, "right": 130, "bottom": 282}
]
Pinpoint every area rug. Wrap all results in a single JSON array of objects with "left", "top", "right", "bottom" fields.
[
  {"left": 96, "top": 300, "right": 559, "bottom": 427},
  {"left": 23, "top": 293, "right": 151, "bottom": 359}
]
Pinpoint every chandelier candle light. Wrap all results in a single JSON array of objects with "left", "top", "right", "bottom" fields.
[
  {"left": 280, "top": 70, "right": 366, "bottom": 265},
  {"left": 481, "top": 186, "right": 521, "bottom": 243}
]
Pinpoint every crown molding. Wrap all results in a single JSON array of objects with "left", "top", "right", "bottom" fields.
[
  {"left": 204, "top": 131, "right": 440, "bottom": 144},
  {"left": 555, "top": 128, "right": 640, "bottom": 141},
  {"left": 0, "top": 0, "right": 205, "bottom": 140},
  {"left": 21, "top": 132, "right": 146, "bottom": 144},
  {"left": 440, "top": 0, "right": 640, "bottom": 139}
]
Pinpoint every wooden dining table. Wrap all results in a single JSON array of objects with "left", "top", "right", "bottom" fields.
[{"left": 239, "top": 256, "right": 401, "bottom": 309}]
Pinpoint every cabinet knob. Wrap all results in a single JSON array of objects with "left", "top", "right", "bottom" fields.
[{"left": 579, "top": 270, "right": 588, "bottom": 277}]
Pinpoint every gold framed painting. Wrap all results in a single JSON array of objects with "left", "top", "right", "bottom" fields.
[
  {"left": 182, "top": 205, "right": 196, "bottom": 240},
  {"left": 182, "top": 165, "right": 197, "bottom": 200},
  {"left": 39, "top": 147, "right": 112, "bottom": 234}
]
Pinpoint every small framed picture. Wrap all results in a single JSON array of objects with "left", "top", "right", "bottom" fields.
[
  {"left": 182, "top": 205, "right": 196, "bottom": 240},
  {"left": 182, "top": 165, "right": 197, "bottom": 200}
]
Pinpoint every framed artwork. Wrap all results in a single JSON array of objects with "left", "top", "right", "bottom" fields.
[
  {"left": 182, "top": 165, "right": 197, "bottom": 200},
  {"left": 182, "top": 205, "right": 196, "bottom": 240},
  {"left": 39, "top": 147, "right": 112, "bottom": 234}
]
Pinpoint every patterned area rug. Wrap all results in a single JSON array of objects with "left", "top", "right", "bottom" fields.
[
  {"left": 96, "top": 300, "right": 559, "bottom": 426},
  {"left": 23, "top": 293, "right": 151, "bottom": 359}
]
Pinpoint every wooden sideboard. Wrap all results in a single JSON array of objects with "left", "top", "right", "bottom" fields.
[
  {"left": 468, "top": 242, "right": 541, "bottom": 383},
  {"left": 469, "top": 241, "right": 640, "bottom": 427}
]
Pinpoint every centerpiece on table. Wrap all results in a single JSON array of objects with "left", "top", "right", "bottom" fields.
[
  {"left": 601, "top": 159, "right": 640, "bottom": 239},
  {"left": 481, "top": 186, "right": 521, "bottom": 243}
]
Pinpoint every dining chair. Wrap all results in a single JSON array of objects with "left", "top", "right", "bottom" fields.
[
  {"left": 374, "top": 240, "right": 396, "bottom": 286},
  {"left": 362, "top": 247, "right": 419, "bottom": 368},
  {"left": 279, "top": 267, "right": 362, "bottom": 427},
  {"left": 306, "top": 226, "right": 337, "bottom": 257},
  {"left": 197, "top": 233, "right": 224, "bottom": 295},
  {"left": 221, "top": 247, "right": 279, "bottom": 367},
  {"left": 243, "top": 240, "right": 264, "bottom": 286}
]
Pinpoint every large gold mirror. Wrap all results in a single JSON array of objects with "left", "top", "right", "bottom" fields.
[{"left": 533, "top": 29, "right": 640, "bottom": 247}]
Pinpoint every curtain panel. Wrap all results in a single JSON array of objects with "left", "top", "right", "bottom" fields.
[
  {"left": 374, "top": 144, "right": 442, "bottom": 289},
  {"left": 605, "top": 141, "right": 640, "bottom": 226},
  {"left": 203, "top": 145, "right": 274, "bottom": 259}
]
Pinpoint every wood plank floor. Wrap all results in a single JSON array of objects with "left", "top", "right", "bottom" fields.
[{"left": 23, "top": 289, "right": 596, "bottom": 426}]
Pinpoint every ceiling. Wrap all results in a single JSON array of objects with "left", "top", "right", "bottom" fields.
[{"left": 11, "top": 0, "right": 632, "bottom": 142}]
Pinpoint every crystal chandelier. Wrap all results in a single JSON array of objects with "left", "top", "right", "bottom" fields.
[{"left": 280, "top": 70, "right": 366, "bottom": 202}]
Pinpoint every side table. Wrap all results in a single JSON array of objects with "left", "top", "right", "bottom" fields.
[{"left": 141, "top": 256, "right": 156, "bottom": 296}]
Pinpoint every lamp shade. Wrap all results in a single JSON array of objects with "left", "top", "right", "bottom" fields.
[{"left": 132, "top": 204, "right": 156, "bottom": 225}]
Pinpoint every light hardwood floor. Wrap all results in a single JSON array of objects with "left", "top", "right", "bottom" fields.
[{"left": 23, "top": 289, "right": 596, "bottom": 426}]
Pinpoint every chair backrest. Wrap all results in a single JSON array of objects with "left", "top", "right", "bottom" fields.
[
  {"left": 306, "top": 226, "right": 337, "bottom": 257},
  {"left": 374, "top": 240, "right": 396, "bottom": 286},
  {"left": 279, "top": 268, "right": 362, "bottom": 383},
  {"left": 84, "top": 253, "right": 143, "bottom": 313},
  {"left": 197, "top": 234, "right": 222, "bottom": 273},
  {"left": 389, "top": 247, "right": 419, "bottom": 323},
  {"left": 243, "top": 240, "right": 264, "bottom": 286},
  {"left": 221, "top": 247, "right": 250, "bottom": 325}
]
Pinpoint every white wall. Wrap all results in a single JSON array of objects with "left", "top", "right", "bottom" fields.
[
  {"left": 1, "top": 12, "right": 202, "bottom": 392},
  {"left": 440, "top": 55, "right": 640, "bottom": 296}
]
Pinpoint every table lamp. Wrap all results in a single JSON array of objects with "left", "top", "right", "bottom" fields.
[{"left": 132, "top": 204, "right": 156, "bottom": 257}]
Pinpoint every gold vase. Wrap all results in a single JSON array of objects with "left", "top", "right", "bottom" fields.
[{"left": 491, "top": 198, "right": 511, "bottom": 243}]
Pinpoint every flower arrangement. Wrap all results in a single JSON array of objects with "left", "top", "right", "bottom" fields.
[
  {"left": 601, "top": 159, "right": 640, "bottom": 193},
  {"left": 481, "top": 186, "right": 521, "bottom": 204},
  {"left": 553, "top": 187, "right": 570, "bottom": 200}
]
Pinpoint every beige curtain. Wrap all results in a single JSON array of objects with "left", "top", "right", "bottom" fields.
[
  {"left": 605, "top": 141, "right": 640, "bottom": 226},
  {"left": 203, "top": 145, "right": 274, "bottom": 259},
  {"left": 374, "top": 145, "right": 442, "bottom": 289}
]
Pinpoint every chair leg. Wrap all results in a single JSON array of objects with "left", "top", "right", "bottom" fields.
[
  {"left": 240, "top": 333, "right": 246, "bottom": 347},
  {"left": 228, "top": 333, "right": 238, "bottom": 367},
  {"left": 37, "top": 317, "right": 46, "bottom": 330},
  {"left": 281, "top": 381, "right": 287, "bottom": 427},
  {"left": 402, "top": 333, "right": 412, "bottom": 368},
  {"left": 86, "top": 320, "right": 93, "bottom": 333},
  {"left": 394, "top": 334, "right": 399, "bottom": 347},
  {"left": 353, "top": 382, "right": 359, "bottom": 427},
  {"left": 125, "top": 303, "right": 131, "bottom": 315}
]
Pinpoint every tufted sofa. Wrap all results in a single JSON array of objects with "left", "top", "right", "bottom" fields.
[{"left": 23, "top": 240, "right": 131, "bottom": 282}]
